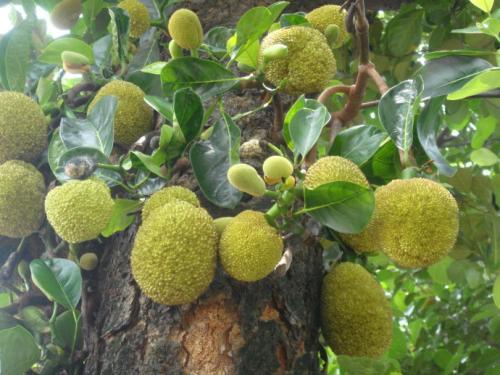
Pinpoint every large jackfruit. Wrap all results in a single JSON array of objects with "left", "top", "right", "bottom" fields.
[
  {"left": 131, "top": 201, "right": 217, "bottom": 305},
  {"left": 321, "top": 262, "right": 392, "bottom": 358},
  {"left": 45, "top": 179, "right": 115, "bottom": 243},
  {"left": 219, "top": 210, "right": 283, "bottom": 282},
  {"left": 87, "top": 80, "right": 153, "bottom": 147},
  {"left": 0, "top": 161, "right": 45, "bottom": 238},
  {"left": 0, "top": 92, "right": 47, "bottom": 164},
  {"left": 304, "top": 156, "right": 368, "bottom": 189},
  {"left": 376, "top": 178, "right": 459, "bottom": 268},
  {"left": 141, "top": 186, "right": 199, "bottom": 221},
  {"left": 167, "top": 9, "right": 203, "bottom": 50},
  {"left": 259, "top": 26, "right": 336, "bottom": 94},
  {"left": 306, "top": 5, "right": 349, "bottom": 48},
  {"left": 118, "top": 0, "right": 150, "bottom": 38}
]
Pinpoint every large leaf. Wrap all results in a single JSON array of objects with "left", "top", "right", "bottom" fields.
[
  {"left": 144, "top": 95, "right": 173, "bottom": 121},
  {"left": 447, "top": 69, "right": 500, "bottom": 100},
  {"left": 301, "top": 181, "right": 375, "bottom": 234},
  {"left": 54, "top": 310, "right": 82, "bottom": 350},
  {"left": 330, "top": 125, "right": 387, "bottom": 166},
  {"left": 173, "top": 88, "right": 204, "bottom": 143},
  {"left": 417, "top": 97, "right": 456, "bottom": 177},
  {"left": 109, "top": 7, "right": 130, "bottom": 65},
  {"left": 0, "top": 326, "right": 40, "bottom": 375},
  {"left": 30, "top": 258, "right": 82, "bottom": 310},
  {"left": 204, "top": 26, "right": 234, "bottom": 57},
  {"left": 38, "top": 37, "right": 94, "bottom": 65},
  {"left": 190, "top": 113, "right": 242, "bottom": 208},
  {"left": 379, "top": 79, "right": 421, "bottom": 154},
  {"left": 101, "top": 199, "right": 141, "bottom": 238},
  {"left": 419, "top": 56, "right": 492, "bottom": 98},
  {"left": 161, "top": 57, "right": 238, "bottom": 100},
  {"left": 383, "top": 8, "right": 424, "bottom": 57}
]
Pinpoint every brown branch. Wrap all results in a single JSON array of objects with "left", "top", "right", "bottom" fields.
[
  {"left": 366, "top": 66, "right": 388, "bottom": 94},
  {"left": 271, "top": 94, "right": 284, "bottom": 144},
  {"left": 317, "top": 85, "right": 351, "bottom": 105}
]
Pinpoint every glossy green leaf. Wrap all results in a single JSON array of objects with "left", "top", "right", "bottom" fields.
[
  {"left": 173, "top": 88, "right": 204, "bottom": 143},
  {"left": 447, "top": 69, "right": 500, "bottom": 100},
  {"left": 470, "top": 148, "right": 498, "bottom": 166},
  {"left": 144, "top": 95, "right": 173, "bottom": 121},
  {"left": 330, "top": 125, "right": 387, "bottom": 166},
  {"left": 19, "top": 306, "right": 49, "bottom": 334},
  {"left": 54, "top": 310, "right": 81, "bottom": 350},
  {"left": 417, "top": 97, "right": 456, "bottom": 176},
  {"left": 190, "top": 113, "right": 242, "bottom": 208},
  {"left": 204, "top": 26, "right": 234, "bottom": 57},
  {"left": 129, "top": 151, "right": 167, "bottom": 178},
  {"left": 0, "top": 326, "right": 40, "bottom": 375},
  {"left": 280, "top": 13, "right": 309, "bottom": 27},
  {"left": 101, "top": 199, "right": 141, "bottom": 238},
  {"left": 38, "top": 37, "right": 94, "bottom": 65},
  {"left": 383, "top": 8, "right": 424, "bottom": 57},
  {"left": 161, "top": 57, "right": 238, "bottom": 100},
  {"left": 301, "top": 181, "right": 375, "bottom": 234},
  {"left": 471, "top": 116, "right": 496, "bottom": 149},
  {"left": 109, "top": 7, "right": 130, "bottom": 65},
  {"left": 141, "top": 61, "right": 167, "bottom": 74},
  {"left": 30, "top": 258, "right": 82, "bottom": 310},
  {"left": 469, "top": 0, "right": 494, "bottom": 13}
]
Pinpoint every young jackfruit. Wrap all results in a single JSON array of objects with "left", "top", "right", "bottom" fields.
[
  {"left": 131, "top": 201, "right": 217, "bottom": 305},
  {"left": 259, "top": 26, "right": 336, "bottom": 94},
  {"left": 45, "top": 179, "right": 115, "bottom": 243},
  {"left": 219, "top": 210, "right": 283, "bottom": 282},
  {"left": 227, "top": 163, "right": 266, "bottom": 197},
  {"left": 376, "top": 178, "right": 459, "bottom": 268},
  {"left": 262, "top": 155, "right": 294, "bottom": 184},
  {"left": 306, "top": 5, "right": 349, "bottom": 48},
  {"left": 0, "top": 92, "right": 47, "bottom": 164},
  {"left": 167, "top": 9, "right": 203, "bottom": 50},
  {"left": 141, "top": 186, "right": 199, "bottom": 221},
  {"left": 0, "top": 161, "right": 45, "bottom": 238},
  {"left": 50, "top": 0, "right": 82, "bottom": 29},
  {"left": 304, "top": 156, "right": 369, "bottom": 189},
  {"left": 118, "top": 0, "right": 150, "bottom": 38},
  {"left": 61, "top": 51, "right": 90, "bottom": 74},
  {"left": 87, "top": 80, "right": 153, "bottom": 146},
  {"left": 79, "top": 252, "right": 99, "bottom": 271},
  {"left": 321, "top": 262, "right": 392, "bottom": 358}
]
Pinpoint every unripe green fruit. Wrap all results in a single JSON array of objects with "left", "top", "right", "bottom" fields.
[
  {"left": 142, "top": 186, "right": 199, "bottom": 221},
  {"left": 304, "top": 156, "right": 369, "bottom": 189},
  {"left": 167, "top": 8, "right": 203, "bottom": 50},
  {"left": 61, "top": 51, "right": 90, "bottom": 74},
  {"left": 79, "top": 252, "right": 99, "bottom": 271},
  {"left": 262, "top": 43, "right": 288, "bottom": 63},
  {"left": 325, "top": 24, "right": 340, "bottom": 48},
  {"left": 213, "top": 217, "right": 233, "bottom": 236},
  {"left": 50, "top": 0, "right": 82, "bottom": 29},
  {"left": 118, "top": 0, "right": 151, "bottom": 38},
  {"left": 263, "top": 156, "right": 293, "bottom": 182},
  {"left": 227, "top": 163, "right": 266, "bottom": 197},
  {"left": 168, "top": 40, "right": 184, "bottom": 58},
  {"left": 282, "top": 175, "right": 296, "bottom": 190}
]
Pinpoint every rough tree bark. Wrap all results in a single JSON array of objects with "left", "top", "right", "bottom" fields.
[{"left": 83, "top": 1, "right": 403, "bottom": 373}]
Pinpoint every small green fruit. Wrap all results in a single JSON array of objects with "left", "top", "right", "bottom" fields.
[
  {"left": 61, "top": 51, "right": 90, "bottom": 74},
  {"left": 262, "top": 155, "right": 293, "bottom": 182},
  {"left": 262, "top": 43, "right": 288, "bottom": 63},
  {"left": 168, "top": 40, "right": 184, "bottom": 58},
  {"left": 227, "top": 163, "right": 266, "bottom": 197},
  {"left": 304, "top": 156, "right": 369, "bottom": 189},
  {"left": 79, "top": 252, "right": 99, "bottom": 271},
  {"left": 118, "top": 0, "right": 151, "bottom": 38},
  {"left": 50, "top": 0, "right": 82, "bottom": 29},
  {"left": 306, "top": 5, "right": 348, "bottom": 48},
  {"left": 167, "top": 8, "right": 203, "bottom": 50},
  {"left": 325, "top": 24, "right": 340, "bottom": 47}
]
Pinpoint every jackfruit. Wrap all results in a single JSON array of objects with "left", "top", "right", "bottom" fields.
[
  {"left": 227, "top": 163, "right": 266, "bottom": 197},
  {"left": 118, "top": 0, "right": 150, "bottom": 38},
  {"left": 61, "top": 51, "right": 90, "bottom": 74},
  {"left": 45, "top": 179, "right": 115, "bottom": 243},
  {"left": 376, "top": 178, "right": 459, "bottom": 268},
  {"left": 0, "top": 92, "right": 47, "bottom": 164},
  {"left": 304, "top": 156, "right": 368, "bottom": 189},
  {"left": 0, "top": 161, "right": 45, "bottom": 238},
  {"left": 79, "top": 252, "right": 98, "bottom": 271},
  {"left": 321, "top": 262, "right": 392, "bottom": 357},
  {"left": 141, "top": 185, "right": 199, "bottom": 221},
  {"left": 219, "top": 210, "right": 283, "bottom": 282},
  {"left": 131, "top": 201, "right": 217, "bottom": 305},
  {"left": 306, "top": 5, "right": 348, "bottom": 48},
  {"left": 259, "top": 26, "right": 336, "bottom": 94},
  {"left": 88, "top": 80, "right": 153, "bottom": 146},
  {"left": 167, "top": 9, "right": 203, "bottom": 50},
  {"left": 263, "top": 155, "right": 293, "bottom": 184},
  {"left": 340, "top": 218, "right": 380, "bottom": 254},
  {"left": 50, "top": 0, "right": 82, "bottom": 29}
]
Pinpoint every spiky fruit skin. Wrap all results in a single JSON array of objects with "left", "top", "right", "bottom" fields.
[
  {"left": 321, "top": 262, "right": 392, "bottom": 358},
  {"left": 263, "top": 155, "right": 293, "bottom": 182},
  {"left": 118, "top": 0, "right": 150, "bottom": 38},
  {"left": 219, "top": 210, "right": 283, "bottom": 282},
  {"left": 79, "top": 253, "right": 98, "bottom": 271},
  {"left": 142, "top": 186, "right": 199, "bottom": 221},
  {"left": 0, "top": 92, "right": 47, "bottom": 164},
  {"left": 259, "top": 26, "right": 336, "bottom": 94},
  {"left": 306, "top": 5, "right": 348, "bottom": 48},
  {"left": 304, "top": 156, "right": 368, "bottom": 189},
  {"left": 87, "top": 80, "right": 153, "bottom": 146},
  {"left": 227, "top": 163, "right": 266, "bottom": 197},
  {"left": 45, "top": 179, "right": 115, "bottom": 243},
  {"left": 0, "top": 161, "right": 45, "bottom": 238},
  {"left": 50, "top": 0, "right": 82, "bottom": 29},
  {"left": 131, "top": 201, "right": 217, "bottom": 305},
  {"left": 376, "top": 178, "right": 459, "bottom": 268},
  {"left": 340, "top": 217, "right": 380, "bottom": 254},
  {"left": 167, "top": 9, "right": 203, "bottom": 50}
]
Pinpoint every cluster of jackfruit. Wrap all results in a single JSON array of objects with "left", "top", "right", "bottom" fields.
[
  {"left": 167, "top": 9, "right": 204, "bottom": 50},
  {"left": 321, "top": 262, "right": 393, "bottom": 357},
  {"left": 88, "top": 80, "right": 153, "bottom": 147},
  {"left": 305, "top": 5, "right": 349, "bottom": 48},
  {"left": 118, "top": 0, "right": 151, "bottom": 38}
]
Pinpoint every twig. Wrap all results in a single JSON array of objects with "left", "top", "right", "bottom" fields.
[
  {"left": 271, "top": 94, "right": 284, "bottom": 144},
  {"left": 0, "top": 237, "right": 26, "bottom": 281}
]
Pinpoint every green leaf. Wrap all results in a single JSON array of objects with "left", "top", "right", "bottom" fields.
[
  {"left": 109, "top": 7, "right": 130, "bottom": 65},
  {"left": 19, "top": 306, "right": 49, "bottom": 334},
  {"left": 447, "top": 69, "right": 500, "bottom": 100},
  {"left": 444, "top": 343, "right": 464, "bottom": 375},
  {"left": 144, "top": 95, "right": 173, "bottom": 121},
  {"left": 469, "top": 0, "right": 494, "bottom": 13},
  {"left": 419, "top": 56, "right": 492, "bottom": 98},
  {"left": 493, "top": 275, "right": 500, "bottom": 308},
  {"left": 471, "top": 116, "right": 496, "bottom": 149},
  {"left": 330, "top": 125, "right": 386, "bottom": 166},
  {"left": 161, "top": 57, "right": 238, "bottom": 100},
  {"left": 336, "top": 355, "right": 399, "bottom": 375},
  {"left": 427, "top": 257, "right": 453, "bottom": 284},
  {"left": 83, "top": 0, "right": 105, "bottom": 27},
  {"left": 204, "top": 26, "right": 234, "bottom": 57},
  {"left": 289, "top": 102, "right": 330, "bottom": 159},
  {"left": 0, "top": 326, "right": 40, "bottom": 375},
  {"left": 383, "top": 8, "right": 424, "bottom": 57},
  {"left": 280, "top": 13, "right": 309, "bottom": 27},
  {"left": 388, "top": 323, "right": 408, "bottom": 360},
  {"left": 101, "top": 199, "right": 141, "bottom": 238},
  {"left": 30, "top": 258, "right": 82, "bottom": 310},
  {"left": 141, "top": 61, "right": 167, "bottom": 74},
  {"left": 470, "top": 148, "right": 498, "bottom": 166},
  {"left": 54, "top": 310, "right": 81, "bottom": 350},
  {"left": 190, "top": 113, "right": 242, "bottom": 208},
  {"left": 173, "top": 88, "right": 204, "bottom": 143},
  {"left": 301, "top": 181, "right": 375, "bottom": 234},
  {"left": 425, "top": 49, "right": 498, "bottom": 60},
  {"left": 129, "top": 151, "right": 167, "bottom": 178},
  {"left": 38, "top": 37, "right": 94, "bottom": 65},
  {"left": 0, "top": 312, "right": 19, "bottom": 331},
  {"left": 379, "top": 79, "right": 421, "bottom": 153},
  {"left": 417, "top": 97, "right": 456, "bottom": 177}
]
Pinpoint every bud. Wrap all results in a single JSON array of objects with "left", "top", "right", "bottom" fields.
[
  {"left": 227, "top": 163, "right": 266, "bottom": 197},
  {"left": 167, "top": 9, "right": 204, "bottom": 50},
  {"left": 262, "top": 43, "right": 288, "bottom": 63},
  {"left": 61, "top": 51, "right": 90, "bottom": 74},
  {"left": 325, "top": 24, "right": 340, "bottom": 48},
  {"left": 168, "top": 40, "right": 184, "bottom": 59},
  {"left": 263, "top": 155, "right": 293, "bottom": 183},
  {"left": 213, "top": 217, "right": 233, "bottom": 235},
  {"left": 50, "top": 0, "right": 82, "bottom": 30},
  {"left": 79, "top": 252, "right": 99, "bottom": 271},
  {"left": 282, "top": 175, "right": 296, "bottom": 190}
]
